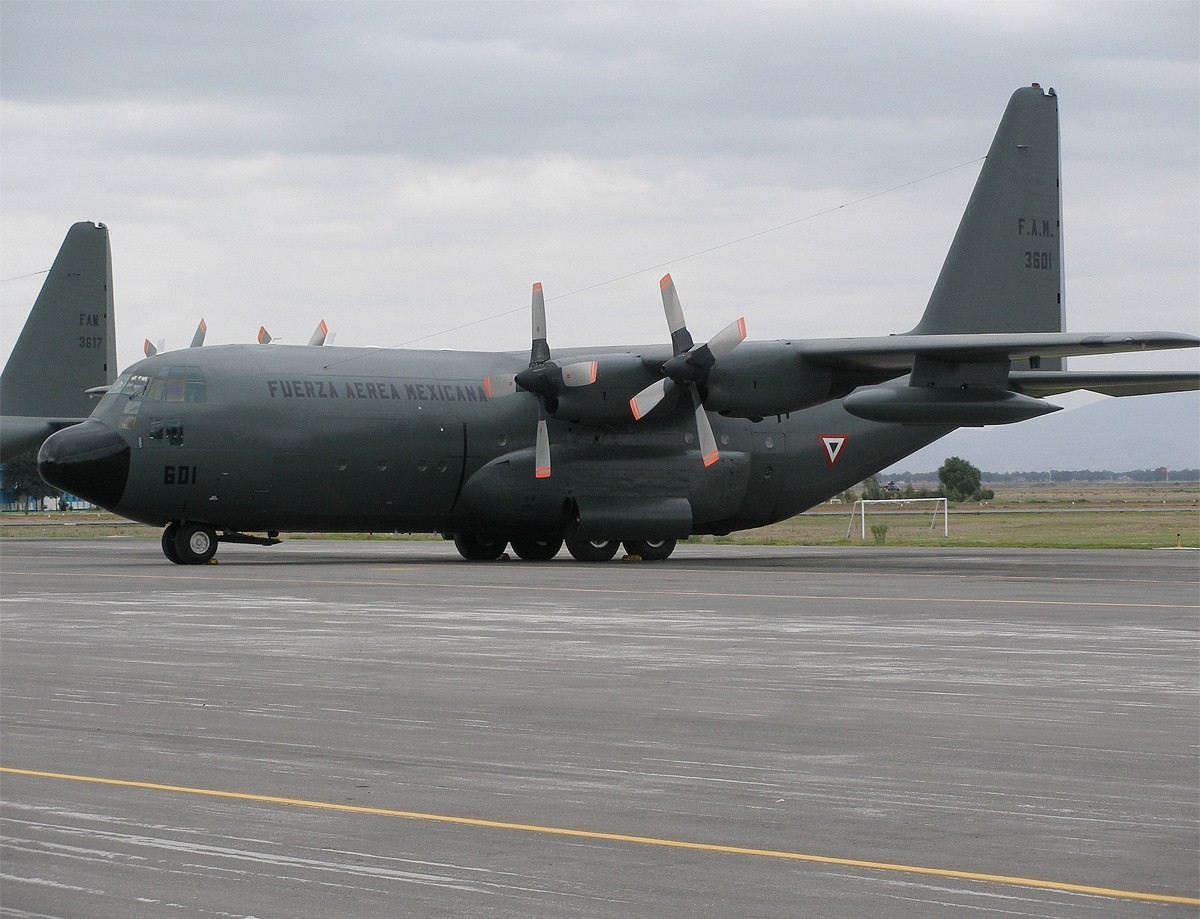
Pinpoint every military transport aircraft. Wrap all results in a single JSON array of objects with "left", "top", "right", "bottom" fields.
[
  {"left": 32, "top": 85, "right": 1200, "bottom": 563},
  {"left": 1, "top": 221, "right": 115, "bottom": 462}
]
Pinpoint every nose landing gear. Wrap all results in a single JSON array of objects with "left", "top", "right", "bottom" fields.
[{"left": 161, "top": 522, "right": 219, "bottom": 565}]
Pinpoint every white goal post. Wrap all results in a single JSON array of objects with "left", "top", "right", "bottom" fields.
[{"left": 846, "top": 498, "right": 949, "bottom": 539}]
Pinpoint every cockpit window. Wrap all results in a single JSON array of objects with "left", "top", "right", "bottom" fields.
[
  {"left": 118, "top": 372, "right": 150, "bottom": 397},
  {"left": 185, "top": 366, "right": 206, "bottom": 403},
  {"left": 142, "top": 366, "right": 205, "bottom": 403}
]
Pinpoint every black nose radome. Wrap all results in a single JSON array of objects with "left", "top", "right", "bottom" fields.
[{"left": 38, "top": 422, "right": 130, "bottom": 510}]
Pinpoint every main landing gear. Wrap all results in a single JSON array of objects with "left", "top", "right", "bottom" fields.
[{"left": 450, "top": 534, "right": 676, "bottom": 562}]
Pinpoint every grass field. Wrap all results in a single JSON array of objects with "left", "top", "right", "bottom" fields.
[{"left": 2, "top": 483, "right": 1197, "bottom": 550}]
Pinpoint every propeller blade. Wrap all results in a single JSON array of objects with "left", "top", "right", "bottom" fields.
[
  {"left": 535, "top": 403, "right": 551, "bottom": 479},
  {"left": 690, "top": 383, "right": 720, "bottom": 467},
  {"left": 530, "top": 282, "right": 550, "bottom": 365},
  {"left": 630, "top": 377, "right": 673, "bottom": 420},
  {"left": 706, "top": 317, "right": 747, "bottom": 362},
  {"left": 143, "top": 339, "right": 157, "bottom": 358},
  {"left": 483, "top": 374, "right": 518, "bottom": 399},
  {"left": 659, "top": 273, "right": 694, "bottom": 355},
  {"left": 561, "top": 360, "right": 598, "bottom": 387},
  {"left": 257, "top": 326, "right": 272, "bottom": 345},
  {"left": 190, "top": 319, "right": 207, "bottom": 349},
  {"left": 308, "top": 319, "right": 329, "bottom": 347}
]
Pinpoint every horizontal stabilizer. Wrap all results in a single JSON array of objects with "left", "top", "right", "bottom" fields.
[{"left": 1009, "top": 370, "right": 1200, "bottom": 398}]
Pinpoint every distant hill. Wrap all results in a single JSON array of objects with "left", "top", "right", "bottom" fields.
[{"left": 881, "top": 390, "right": 1200, "bottom": 476}]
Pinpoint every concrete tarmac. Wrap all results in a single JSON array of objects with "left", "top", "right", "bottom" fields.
[{"left": 1, "top": 538, "right": 1197, "bottom": 918}]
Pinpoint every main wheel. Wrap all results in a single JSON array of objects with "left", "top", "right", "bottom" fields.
[
  {"left": 161, "top": 523, "right": 183, "bottom": 564},
  {"left": 174, "top": 522, "right": 218, "bottom": 565},
  {"left": 453, "top": 533, "right": 507, "bottom": 561},
  {"left": 565, "top": 537, "right": 620, "bottom": 562},
  {"left": 622, "top": 538, "right": 677, "bottom": 561},
  {"left": 509, "top": 536, "right": 563, "bottom": 561}
]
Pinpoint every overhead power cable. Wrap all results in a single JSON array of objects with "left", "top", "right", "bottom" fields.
[{"left": 372, "top": 155, "right": 986, "bottom": 356}]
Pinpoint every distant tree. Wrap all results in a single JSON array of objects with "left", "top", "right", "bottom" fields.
[
  {"left": 860, "top": 476, "right": 885, "bottom": 500},
  {"left": 1, "top": 448, "right": 55, "bottom": 513},
  {"left": 938, "top": 456, "right": 993, "bottom": 502}
]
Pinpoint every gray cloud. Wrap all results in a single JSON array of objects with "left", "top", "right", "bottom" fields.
[{"left": 2, "top": 0, "right": 1196, "bottom": 413}]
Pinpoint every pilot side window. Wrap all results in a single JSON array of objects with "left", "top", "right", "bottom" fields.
[
  {"left": 118, "top": 399, "right": 141, "bottom": 430},
  {"left": 148, "top": 420, "right": 183, "bottom": 446}
]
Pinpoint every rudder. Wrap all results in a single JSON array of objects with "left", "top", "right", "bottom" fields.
[
  {"left": 1, "top": 221, "right": 116, "bottom": 420},
  {"left": 909, "top": 85, "right": 1064, "bottom": 367}
]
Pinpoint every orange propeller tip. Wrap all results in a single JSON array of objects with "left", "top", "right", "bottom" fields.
[
  {"left": 702, "top": 449, "right": 720, "bottom": 467},
  {"left": 659, "top": 274, "right": 673, "bottom": 289}
]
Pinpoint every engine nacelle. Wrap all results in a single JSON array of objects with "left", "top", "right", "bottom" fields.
[
  {"left": 703, "top": 346, "right": 834, "bottom": 418},
  {"left": 843, "top": 384, "right": 1061, "bottom": 425}
]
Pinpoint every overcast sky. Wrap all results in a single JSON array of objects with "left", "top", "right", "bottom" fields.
[{"left": 2, "top": 1, "right": 1197, "bottom": 470}]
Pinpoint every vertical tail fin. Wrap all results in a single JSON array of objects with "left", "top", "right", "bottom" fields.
[
  {"left": 0, "top": 222, "right": 115, "bottom": 458},
  {"left": 909, "top": 85, "right": 1065, "bottom": 368}
]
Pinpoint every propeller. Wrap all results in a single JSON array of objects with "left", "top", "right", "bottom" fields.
[
  {"left": 629, "top": 274, "right": 746, "bottom": 467},
  {"left": 483, "top": 283, "right": 597, "bottom": 479},
  {"left": 258, "top": 320, "right": 327, "bottom": 345},
  {"left": 308, "top": 319, "right": 329, "bottom": 347},
  {"left": 145, "top": 319, "right": 206, "bottom": 358},
  {"left": 190, "top": 318, "right": 207, "bottom": 349}
]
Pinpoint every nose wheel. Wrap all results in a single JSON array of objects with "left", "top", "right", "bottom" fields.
[{"left": 162, "top": 522, "right": 219, "bottom": 565}]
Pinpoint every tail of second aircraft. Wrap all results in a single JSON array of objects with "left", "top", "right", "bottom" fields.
[
  {"left": 0, "top": 221, "right": 116, "bottom": 460},
  {"left": 908, "top": 85, "right": 1065, "bottom": 368}
]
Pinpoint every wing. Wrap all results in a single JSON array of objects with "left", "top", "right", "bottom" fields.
[
  {"left": 796, "top": 331, "right": 1200, "bottom": 371},
  {"left": 797, "top": 332, "right": 1200, "bottom": 426}
]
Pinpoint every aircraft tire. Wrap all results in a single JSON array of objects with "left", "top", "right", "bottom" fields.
[
  {"left": 509, "top": 536, "right": 563, "bottom": 561},
  {"left": 622, "top": 538, "right": 677, "bottom": 561},
  {"left": 161, "top": 523, "right": 183, "bottom": 564},
  {"left": 453, "top": 533, "right": 507, "bottom": 561},
  {"left": 174, "top": 522, "right": 218, "bottom": 565},
  {"left": 565, "top": 537, "right": 620, "bottom": 562}
]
